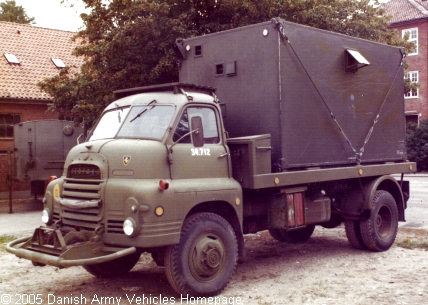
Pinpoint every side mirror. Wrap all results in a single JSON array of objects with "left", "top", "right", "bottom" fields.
[{"left": 190, "top": 116, "right": 204, "bottom": 148}]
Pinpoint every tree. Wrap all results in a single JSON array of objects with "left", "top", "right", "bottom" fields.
[
  {"left": 406, "top": 120, "right": 428, "bottom": 171},
  {"left": 0, "top": 0, "right": 35, "bottom": 24},
  {"left": 39, "top": 0, "right": 414, "bottom": 127}
]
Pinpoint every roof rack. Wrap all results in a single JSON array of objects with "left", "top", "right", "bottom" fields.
[{"left": 113, "top": 82, "right": 216, "bottom": 100}]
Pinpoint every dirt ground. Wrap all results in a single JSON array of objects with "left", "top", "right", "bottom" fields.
[{"left": 1, "top": 225, "right": 427, "bottom": 305}]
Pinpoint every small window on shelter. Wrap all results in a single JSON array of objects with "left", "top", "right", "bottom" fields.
[
  {"left": 4, "top": 53, "right": 20, "bottom": 64},
  {"left": 52, "top": 58, "right": 66, "bottom": 68},
  {"left": 345, "top": 49, "right": 370, "bottom": 73}
]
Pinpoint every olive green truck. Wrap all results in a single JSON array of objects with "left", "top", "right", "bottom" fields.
[{"left": 7, "top": 19, "right": 416, "bottom": 296}]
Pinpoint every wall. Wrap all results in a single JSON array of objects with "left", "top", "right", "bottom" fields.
[{"left": 391, "top": 19, "right": 428, "bottom": 122}]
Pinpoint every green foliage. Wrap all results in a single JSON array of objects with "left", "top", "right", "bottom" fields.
[
  {"left": 406, "top": 120, "right": 428, "bottom": 171},
  {"left": 0, "top": 0, "right": 34, "bottom": 24},
  {"left": 39, "top": 0, "right": 413, "bottom": 127}
]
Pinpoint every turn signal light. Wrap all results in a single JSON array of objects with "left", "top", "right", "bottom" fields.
[
  {"left": 49, "top": 176, "right": 57, "bottom": 182},
  {"left": 159, "top": 179, "right": 169, "bottom": 191}
]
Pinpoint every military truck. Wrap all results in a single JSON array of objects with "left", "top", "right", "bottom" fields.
[
  {"left": 7, "top": 19, "right": 416, "bottom": 297},
  {"left": 13, "top": 120, "right": 83, "bottom": 197}
]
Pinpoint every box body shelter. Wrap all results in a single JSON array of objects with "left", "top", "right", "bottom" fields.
[{"left": 178, "top": 19, "right": 406, "bottom": 170}]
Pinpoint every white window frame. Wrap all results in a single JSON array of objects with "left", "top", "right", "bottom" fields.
[
  {"left": 405, "top": 71, "right": 418, "bottom": 98},
  {"left": 402, "top": 28, "right": 418, "bottom": 56}
]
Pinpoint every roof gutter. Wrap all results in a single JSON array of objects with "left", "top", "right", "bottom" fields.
[{"left": 0, "top": 97, "right": 52, "bottom": 105}]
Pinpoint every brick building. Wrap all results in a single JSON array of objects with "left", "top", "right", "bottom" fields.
[
  {"left": 384, "top": 0, "right": 428, "bottom": 125},
  {"left": 0, "top": 21, "right": 82, "bottom": 196}
]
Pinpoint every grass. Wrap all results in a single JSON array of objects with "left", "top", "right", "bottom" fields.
[
  {"left": 397, "top": 238, "right": 428, "bottom": 250},
  {"left": 0, "top": 235, "right": 18, "bottom": 251},
  {"left": 397, "top": 228, "right": 428, "bottom": 250}
]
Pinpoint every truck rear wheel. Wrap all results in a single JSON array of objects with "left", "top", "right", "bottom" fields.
[
  {"left": 83, "top": 252, "right": 141, "bottom": 277},
  {"left": 360, "top": 190, "right": 398, "bottom": 252},
  {"left": 344, "top": 220, "right": 366, "bottom": 250},
  {"left": 280, "top": 225, "right": 315, "bottom": 243},
  {"left": 268, "top": 228, "right": 286, "bottom": 241},
  {"left": 165, "top": 212, "right": 238, "bottom": 296},
  {"left": 268, "top": 226, "right": 315, "bottom": 243}
]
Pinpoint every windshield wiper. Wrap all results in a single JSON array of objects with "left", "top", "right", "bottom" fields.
[
  {"left": 115, "top": 103, "right": 123, "bottom": 123},
  {"left": 129, "top": 100, "right": 157, "bottom": 123}
]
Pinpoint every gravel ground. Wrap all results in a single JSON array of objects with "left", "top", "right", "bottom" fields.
[{"left": 1, "top": 224, "right": 427, "bottom": 305}]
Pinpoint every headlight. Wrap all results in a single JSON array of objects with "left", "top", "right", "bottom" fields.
[
  {"left": 123, "top": 218, "right": 137, "bottom": 236},
  {"left": 41, "top": 208, "right": 51, "bottom": 224}
]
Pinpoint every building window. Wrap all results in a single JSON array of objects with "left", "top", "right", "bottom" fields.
[
  {"left": 405, "top": 71, "right": 418, "bottom": 98},
  {"left": 402, "top": 28, "right": 418, "bottom": 55},
  {"left": 0, "top": 114, "right": 20, "bottom": 138}
]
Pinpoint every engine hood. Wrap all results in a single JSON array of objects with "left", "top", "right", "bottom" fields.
[{"left": 64, "top": 139, "right": 170, "bottom": 179}]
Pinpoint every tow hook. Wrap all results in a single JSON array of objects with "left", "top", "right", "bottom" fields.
[{"left": 91, "top": 225, "right": 105, "bottom": 242}]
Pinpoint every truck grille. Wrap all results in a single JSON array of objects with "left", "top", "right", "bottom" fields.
[
  {"left": 63, "top": 180, "right": 101, "bottom": 200},
  {"left": 68, "top": 164, "right": 101, "bottom": 180},
  {"left": 61, "top": 178, "right": 104, "bottom": 230},
  {"left": 107, "top": 211, "right": 125, "bottom": 234}
]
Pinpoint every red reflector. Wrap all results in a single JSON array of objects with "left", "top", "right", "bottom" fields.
[
  {"left": 159, "top": 179, "right": 169, "bottom": 191},
  {"left": 287, "top": 192, "right": 305, "bottom": 227}
]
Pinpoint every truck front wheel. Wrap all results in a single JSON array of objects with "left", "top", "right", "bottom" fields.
[
  {"left": 360, "top": 190, "right": 398, "bottom": 252},
  {"left": 165, "top": 212, "right": 238, "bottom": 296}
]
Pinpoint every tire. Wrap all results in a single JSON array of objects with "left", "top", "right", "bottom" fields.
[
  {"left": 280, "top": 225, "right": 315, "bottom": 243},
  {"left": 360, "top": 190, "right": 398, "bottom": 252},
  {"left": 268, "top": 228, "right": 286, "bottom": 241},
  {"left": 83, "top": 252, "right": 141, "bottom": 277},
  {"left": 165, "top": 212, "right": 238, "bottom": 296},
  {"left": 345, "top": 220, "right": 366, "bottom": 250}
]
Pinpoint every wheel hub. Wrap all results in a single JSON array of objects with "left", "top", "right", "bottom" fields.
[
  {"left": 190, "top": 234, "right": 225, "bottom": 281},
  {"left": 206, "top": 247, "right": 221, "bottom": 268},
  {"left": 376, "top": 205, "right": 392, "bottom": 239}
]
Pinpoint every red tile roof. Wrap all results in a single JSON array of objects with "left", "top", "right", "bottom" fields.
[
  {"left": 383, "top": 0, "right": 428, "bottom": 24},
  {"left": 0, "top": 21, "right": 83, "bottom": 101}
]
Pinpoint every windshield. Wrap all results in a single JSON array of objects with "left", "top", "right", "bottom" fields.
[
  {"left": 117, "top": 105, "right": 175, "bottom": 140},
  {"left": 89, "top": 107, "right": 130, "bottom": 141}
]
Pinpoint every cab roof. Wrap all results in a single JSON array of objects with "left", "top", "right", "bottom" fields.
[
  {"left": 113, "top": 82, "right": 216, "bottom": 100},
  {"left": 106, "top": 83, "right": 218, "bottom": 111}
]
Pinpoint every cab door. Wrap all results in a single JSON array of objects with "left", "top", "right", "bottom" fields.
[{"left": 169, "top": 105, "right": 229, "bottom": 179}]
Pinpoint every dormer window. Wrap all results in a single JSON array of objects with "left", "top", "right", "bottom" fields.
[
  {"left": 4, "top": 53, "right": 19, "bottom": 64},
  {"left": 51, "top": 58, "right": 66, "bottom": 68}
]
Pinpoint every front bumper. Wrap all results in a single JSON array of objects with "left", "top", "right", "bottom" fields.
[{"left": 6, "top": 227, "right": 136, "bottom": 268}]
